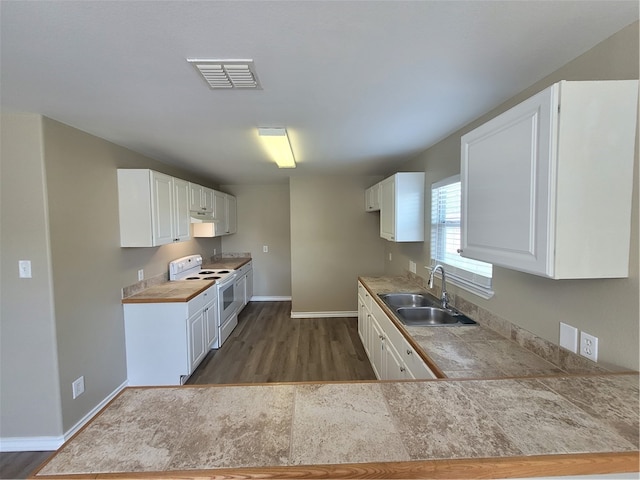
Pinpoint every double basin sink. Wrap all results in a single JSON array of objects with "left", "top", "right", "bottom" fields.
[{"left": 378, "top": 293, "right": 476, "bottom": 327}]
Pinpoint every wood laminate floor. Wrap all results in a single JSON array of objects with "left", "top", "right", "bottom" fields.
[
  {"left": 0, "top": 451, "right": 53, "bottom": 479},
  {"left": 188, "top": 301, "right": 376, "bottom": 384}
]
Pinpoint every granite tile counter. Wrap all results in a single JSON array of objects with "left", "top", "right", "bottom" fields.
[
  {"left": 359, "top": 276, "right": 611, "bottom": 379},
  {"left": 121, "top": 280, "right": 214, "bottom": 304},
  {"left": 33, "top": 374, "right": 639, "bottom": 478},
  {"left": 204, "top": 255, "right": 252, "bottom": 270}
]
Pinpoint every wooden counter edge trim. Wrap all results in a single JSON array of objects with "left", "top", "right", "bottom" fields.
[
  {"left": 30, "top": 451, "right": 640, "bottom": 479},
  {"left": 358, "top": 277, "right": 447, "bottom": 379}
]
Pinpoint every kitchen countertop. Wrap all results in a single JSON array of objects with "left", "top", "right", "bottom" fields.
[
  {"left": 358, "top": 276, "right": 611, "bottom": 379},
  {"left": 74, "top": 272, "right": 636, "bottom": 478},
  {"left": 121, "top": 257, "right": 251, "bottom": 304},
  {"left": 121, "top": 280, "right": 214, "bottom": 304},
  {"left": 204, "top": 256, "right": 251, "bottom": 270},
  {"left": 33, "top": 374, "right": 639, "bottom": 478}
]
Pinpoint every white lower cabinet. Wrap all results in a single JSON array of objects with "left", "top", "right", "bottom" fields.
[
  {"left": 357, "top": 281, "right": 436, "bottom": 380},
  {"left": 123, "top": 285, "right": 217, "bottom": 386},
  {"left": 203, "top": 294, "right": 218, "bottom": 349},
  {"left": 234, "top": 260, "right": 253, "bottom": 312}
]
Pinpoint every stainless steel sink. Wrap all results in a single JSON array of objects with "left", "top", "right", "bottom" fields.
[
  {"left": 378, "top": 293, "right": 438, "bottom": 308},
  {"left": 379, "top": 292, "right": 477, "bottom": 327}
]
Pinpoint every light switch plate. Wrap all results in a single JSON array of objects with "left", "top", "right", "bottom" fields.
[
  {"left": 409, "top": 261, "right": 416, "bottom": 273},
  {"left": 559, "top": 322, "right": 578, "bottom": 353},
  {"left": 18, "top": 260, "right": 32, "bottom": 278}
]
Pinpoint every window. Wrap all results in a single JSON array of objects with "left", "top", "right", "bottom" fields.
[{"left": 430, "top": 175, "right": 493, "bottom": 298}]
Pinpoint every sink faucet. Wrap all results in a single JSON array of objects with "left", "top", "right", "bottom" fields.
[{"left": 428, "top": 264, "right": 450, "bottom": 309}]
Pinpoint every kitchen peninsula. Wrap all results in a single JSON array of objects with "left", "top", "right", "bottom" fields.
[{"left": 33, "top": 275, "right": 639, "bottom": 479}]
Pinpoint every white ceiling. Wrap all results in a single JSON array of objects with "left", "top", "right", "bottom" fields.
[{"left": 1, "top": 1, "right": 638, "bottom": 185}]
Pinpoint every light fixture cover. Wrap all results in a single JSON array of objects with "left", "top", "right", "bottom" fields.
[{"left": 257, "top": 128, "right": 296, "bottom": 168}]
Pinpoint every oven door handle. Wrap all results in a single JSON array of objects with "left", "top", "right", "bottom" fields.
[{"left": 217, "top": 272, "right": 237, "bottom": 287}]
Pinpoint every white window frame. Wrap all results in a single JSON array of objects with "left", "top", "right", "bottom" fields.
[{"left": 430, "top": 174, "right": 494, "bottom": 299}]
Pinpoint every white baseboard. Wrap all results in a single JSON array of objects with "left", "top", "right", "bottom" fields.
[
  {"left": 250, "top": 296, "right": 292, "bottom": 301},
  {"left": 0, "top": 435, "right": 65, "bottom": 452},
  {"left": 290, "top": 311, "right": 358, "bottom": 318},
  {"left": 0, "top": 379, "right": 128, "bottom": 452}
]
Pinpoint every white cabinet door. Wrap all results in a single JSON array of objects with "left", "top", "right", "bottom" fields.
[
  {"left": 151, "top": 171, "right": 175, "bottom": 246},
  {"left": 365, "top": 183, "right": 380, "bottom": 211},
  {"left": 379, "top": 176, "right": 395, "bottom": 241},
  {"left": 370, "top": 315, "right": 384, "bottom": 380},
  {"left": 204, "top": 297, "right": 218, "bottom": 349},
  {"left": 383, "top": 340, "right": 408, "bottom": 381},
  {"left": 379, "top": 173, "right": 424, "bottom": 242},
  {"left": 225, "top": 195, "right": 237, "bottom": 235},
  {"left": 188, "top": 310, "right": 206, "bottom": 373},
  {"left": 213, "top": 190, "right": 226, "bottom": 222},
  {"left": 173, "top": 178, "right": 191, "bottom": 242},
  {"left": 461, "top": 80, "right": 638, "bottom": 279},
  {"left": 245, "top": 268, "right": 253, "bottom": 303},
  {"left": 202, "top": 187, "right": 214, "bottom": 213},
  {"left": 118, "top": 169, "right": 192, "bottom": 247},
  {"left": 189, "top": 183, "right": 204, "bottom": 211}
]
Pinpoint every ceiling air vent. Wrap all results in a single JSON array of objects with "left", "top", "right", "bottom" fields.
[{"left": 187, "top": 59, "right": 261, "bottom": 89}]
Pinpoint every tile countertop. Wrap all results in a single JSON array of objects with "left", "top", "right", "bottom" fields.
[
  {"left": 121, "top": 280, "right": 214, "bottom": 304},
  {"left": 34, "top": 375, "right": 639, "bottom": 478},
  {"left": 358, "top": 276, "right": 612, "bottom": 379},
  {"left": 204, "top": 256, "right": 252, "bottom": 270}
]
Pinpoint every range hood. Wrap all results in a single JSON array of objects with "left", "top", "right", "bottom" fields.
[
  {"left": 190, "top": 211, "right": 216, "bottom": 223},
  {"left": 190, "top": 212, "right": 219, "bottom": 237}
]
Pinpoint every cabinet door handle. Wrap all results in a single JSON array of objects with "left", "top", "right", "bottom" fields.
[
  {"left": 457, "top": 248, "right": 463, "bottom": 253},
  {"left": 379, "top": 334, "right": 384, "bottom": 340},
  {"left": 400, "top": 366, "right": 406, "bottom": 372},
  {"left": 406, "top": 349, "right": 412, "bottom": 355}
]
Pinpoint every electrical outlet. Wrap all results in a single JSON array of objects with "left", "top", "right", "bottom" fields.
[
  {"left": 559, "top": 322, "right": 578, "bottom": 353},
  {"left": 580, "top": 331, "right": 598, "bottom": 362},
  {"left": 137, "top": 269, "right": 144, "bottom": 281},
  {"left": 213, "top": 248, "right": 217, "bottom": 255},
  {"left": 72, "top": 376, "right": 85, "bottom": 399},
  {"left": 18, "top": 260, "right": 32, "bottom": 278},
  {"left": 388, "top": 253, "right": 392, "bottom": 261},
  {"left": 263, "top": 245, "right": 269, "bottom": 253},
  {"left": 409, "top": 260, "right": 417, "bottom": 273}
]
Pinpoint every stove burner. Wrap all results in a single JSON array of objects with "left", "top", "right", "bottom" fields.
[
  {"left": 217, "top": 270, "right": 231, "bottom": 274},
  {"left": 203, "top": 276, "right": 221, "bottom": 280},
  {"left": 185, "top": 277, "right": 201, "bottom": 280},
  {"left": 200, "top": 270, "right": 216, "bottom": 274}
]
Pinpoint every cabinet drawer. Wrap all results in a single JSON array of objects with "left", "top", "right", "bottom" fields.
[{"left": 188, "top": 287, "right": 212, "bottom": 317}]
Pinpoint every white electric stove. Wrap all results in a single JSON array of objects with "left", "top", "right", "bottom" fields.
[{"left": 168, "top": 255, "right": 240, "bottom": 347}]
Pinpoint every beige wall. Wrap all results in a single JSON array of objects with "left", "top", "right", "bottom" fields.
[
  {"left": 290, "top": 176, "right": 386, "bottom": 314},
  {"left": 1, "top": 114, "right": 222, "bottom": 439},
  {"left": 388, "top": 22, "right": 640, "bottom": 370},
  {"left": 1, "top": 114, "right": 63, "bottom": 438},
  {"left": 221, "top": 183, "right": 292, "bottom": 298}
]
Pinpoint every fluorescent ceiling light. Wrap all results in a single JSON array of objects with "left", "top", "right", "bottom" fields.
[{"left": 257, "top": 128, "right": 296, "bottom": 168}]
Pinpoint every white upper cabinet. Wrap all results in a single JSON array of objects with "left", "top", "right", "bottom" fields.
[
  {"left": 189, "top": 183, "right": 214, "bottom": 213},
  {"left": 379, "top": 172, "right": 425, "bottom": 242},
  {"left": 365, "top": 183, "right": 381, "bottom": 211},
  {"left": 213, "top": 190, "right": 226, "bottom": 222},
  {"left": 117, "top": 169, "right": 191, "bottom": 247},
  {"left": 172, "top": 178, "right": 191, "bottom": 242},
  {"left": 461, "top": 80, "right": 638, "bottom": 279},
  {"left": 225, "top": 194, "right": 237, "bottom": 235}
]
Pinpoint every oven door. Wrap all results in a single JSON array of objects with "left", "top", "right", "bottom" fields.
[{"left": 218, "top": 274, "right": 240, "bottom": 324}]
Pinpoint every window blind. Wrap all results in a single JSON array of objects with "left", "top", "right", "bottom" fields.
[{"left": 430, "top": 175, "right": 492, "bottom": 291}]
